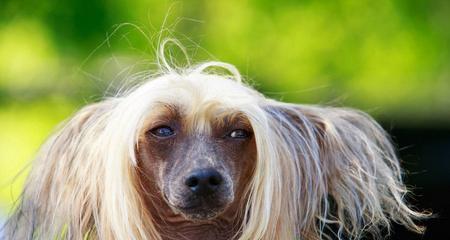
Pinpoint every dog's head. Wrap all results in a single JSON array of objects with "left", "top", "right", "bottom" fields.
[{"left": 5, "top": 62, "right": 428, "bottom": 240}]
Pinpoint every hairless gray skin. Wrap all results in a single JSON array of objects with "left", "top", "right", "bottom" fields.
[{"left": 136, "top": 105, "right": 256, "bottom": 240}]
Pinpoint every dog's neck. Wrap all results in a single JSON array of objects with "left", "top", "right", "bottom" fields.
[{"left": 161, "top": 223, "right": 235, "bottom": 240}]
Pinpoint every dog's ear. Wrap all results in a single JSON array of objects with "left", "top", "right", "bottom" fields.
[
  {"left": 5, "top": 100, "right": 115, "bottom": 239},
  {"left": 263, "top": 103, "right": 428, "bottom": 239}
]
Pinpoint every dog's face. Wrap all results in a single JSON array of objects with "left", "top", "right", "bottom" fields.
[{"left": 137, "top": 98, "right": 257, "bottom": 221}]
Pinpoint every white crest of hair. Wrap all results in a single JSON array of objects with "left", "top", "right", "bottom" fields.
[{"left": 2, "top": 40, "right": 429, "bottom": 240}]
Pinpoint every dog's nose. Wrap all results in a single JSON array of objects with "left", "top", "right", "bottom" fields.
[{"left": 185, "top": 169, "right": 223, "bottom": 196}]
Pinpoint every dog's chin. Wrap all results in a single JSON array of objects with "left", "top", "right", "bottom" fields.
[{"left": 171, "top": 203, "right": 228, "bottom": 221}]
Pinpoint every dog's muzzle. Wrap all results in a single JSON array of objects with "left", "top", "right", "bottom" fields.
[{"left": 168, "top": 168, "right": 234, "bottom": 220}]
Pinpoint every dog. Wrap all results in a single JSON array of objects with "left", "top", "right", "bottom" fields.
[{"left": 3, "top": 59, "right": 427, "bottom": 239}]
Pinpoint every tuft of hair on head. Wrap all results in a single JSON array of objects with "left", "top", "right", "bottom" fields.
[{"left": 2, "top": 39, "right": 429, "bottom": 240}]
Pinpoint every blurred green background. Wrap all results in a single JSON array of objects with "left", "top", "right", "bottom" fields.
[{"left": 0, "top": 0, "right": 449, "bottom": 221}]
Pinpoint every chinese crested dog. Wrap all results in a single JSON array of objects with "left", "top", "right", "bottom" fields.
[{"left": 4, "top": 60, "right": 427, "bottom": 239}]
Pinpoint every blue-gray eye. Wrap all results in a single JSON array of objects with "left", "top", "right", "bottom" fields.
[
  {"left": 150, "top": 126, "right": 175, "bottom": 138},
  {"left": 228, "top": 129, "right": 250, "bottom": 139}
]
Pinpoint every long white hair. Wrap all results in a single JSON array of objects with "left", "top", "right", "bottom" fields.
[{"left": 3, "top": 57, "right": 428, "bottom": 239}]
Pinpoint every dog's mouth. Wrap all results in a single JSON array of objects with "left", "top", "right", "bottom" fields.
[
  {"left": 166, "top": 194, "right": 230, "bottom": 220},
  {"left": 176, "top": 203, "right": 226, "bottom": 220}
]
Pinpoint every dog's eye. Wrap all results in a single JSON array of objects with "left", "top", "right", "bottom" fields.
[
  {"left": 149, "top": 126, "right": 175, "bottom": 138},
  {"left": 228, "top": 129, "right": 250, "bottom": 139}
]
